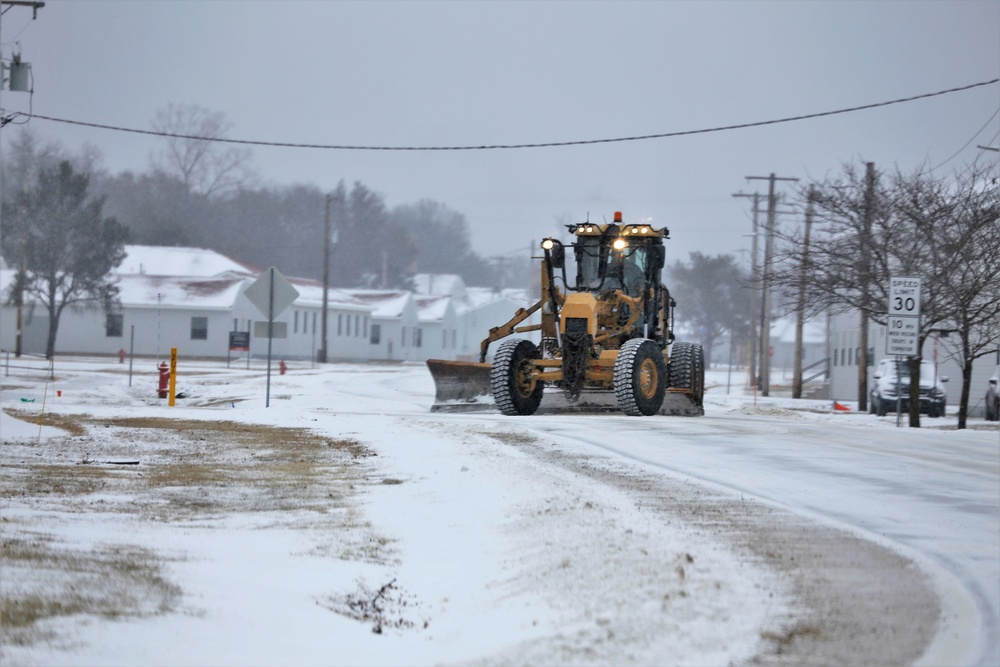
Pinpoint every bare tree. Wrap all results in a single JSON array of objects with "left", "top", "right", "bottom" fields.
[
  {"left": 772, "top": 161, "right": 961, "bottom": 426},
  {"left": 150, "top": 103, "right": 256, "bottom": 198},
  {"left": 2, "top": 161, "right": 129, "bottom": 359},
  {"left": 900, "top": 163, "right": 1000, "bottom": 428}
]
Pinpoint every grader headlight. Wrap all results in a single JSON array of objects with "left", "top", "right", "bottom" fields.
[{"left": 612, "top": 238, "right": 627, "bottom": 251}]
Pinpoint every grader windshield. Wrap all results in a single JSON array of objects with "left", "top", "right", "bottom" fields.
[{"left": 573, "top": 233, "right": 657, "bottom": 298}]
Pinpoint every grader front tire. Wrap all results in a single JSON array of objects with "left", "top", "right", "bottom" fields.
[
  {"left": 614, "top": 338, "right": 667, "bottom": 416},
  {"left": 491, "top": 339, "right": 544, "bottom": 416}
]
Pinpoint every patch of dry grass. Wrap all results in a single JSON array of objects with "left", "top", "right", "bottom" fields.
[
  {"left": 3, "top": 408, "right": 87, "bottom": 436},
  {"left": 1, "top": 529, "right": 180, "bottom": 646},
  {"left": 1, "top": 412, "right": 389, "bottom": 650}
]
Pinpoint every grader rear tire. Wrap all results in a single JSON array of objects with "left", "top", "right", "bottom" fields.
[
  {"left": 668, "top": 342, "right": 705, "bottom": 406},
  {"left": 614, "top": 338, "right": 667, "bottom": 416},
  {"left": 491, "top": 339, "right": 544, "bottom": 416}
]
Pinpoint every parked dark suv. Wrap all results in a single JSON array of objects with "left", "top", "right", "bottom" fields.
[
  {"left": 869, "top": 359, "right": 948, "bottom": 417},
  {"left": 986, "top": 367, "right": 999, "bottom": 421}
]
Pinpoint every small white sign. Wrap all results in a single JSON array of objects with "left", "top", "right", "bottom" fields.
[
  {"left": 887, "top": 316, "right": 919, "bottom": 335},
  {"left": 886, "top": 329, "right": 919, "bottom": 356},
  {"left": 254, "top": 321, "right": 288, "bottom": 339}
]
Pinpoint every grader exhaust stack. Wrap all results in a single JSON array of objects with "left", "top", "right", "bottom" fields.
[{"left": 427, "top": 211, "right": 704, "bottom": 417}]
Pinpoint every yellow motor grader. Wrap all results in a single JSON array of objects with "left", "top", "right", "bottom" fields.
[{"left": 426, "top": 211, "right": 704, "bottom": 416}]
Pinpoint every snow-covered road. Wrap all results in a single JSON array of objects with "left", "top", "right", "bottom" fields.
[
  {"left": 521, "top": 406, "right": 1000, "bottom": 665},
  {"left": 2, "top": 358, "right": 997, "bottom": 666},
  {"left": 360, "top": 362, "right": 1000, "bottom": 666}
]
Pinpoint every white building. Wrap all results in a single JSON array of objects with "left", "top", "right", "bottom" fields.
[
  {"left": 341, "top": 290, "right": 419, "bottom": 362},
  {"left": 1, "top": 245, "right": 543, "bottom": 366}
]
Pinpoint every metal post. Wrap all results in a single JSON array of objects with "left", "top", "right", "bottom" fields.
[
  {"left": 128, "top": 324, "right": 134, "bottom": 387},
  {"left": 265, "top": 269, "right": 275, "bottom": 408},
  {"left": 319, "top": 194, "right": 331, "bottom": 363},
  {"left": 896, "top": 354, "right": 913, "bottom": 428}
]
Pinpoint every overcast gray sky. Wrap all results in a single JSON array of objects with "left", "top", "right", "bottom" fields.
[{"left": 2, "top": 0, "right": 998, "bottom": 265}]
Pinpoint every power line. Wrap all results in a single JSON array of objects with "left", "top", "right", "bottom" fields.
[
  {"left": 929, "top": 105, "right": 1000, "bottom": 171},
  {"left": 2, "top": 78, "right": 997, "bottom": 152}
]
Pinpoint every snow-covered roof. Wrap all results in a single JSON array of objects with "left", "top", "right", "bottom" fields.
[
  {"left": 117, "top": 245, "right": 259, "bottom": 277},
  {"left": 415, "top": 295, "right": 452, "bottom": 322},
  {"left": 463, "top": 287, "right": 534, "bottom": 311},
  {"left": 282, "top": 277, "right": 370, "bottom": 311},
  {"left": 341, "top": 290, "right": 413, "bottom": 319},
  {"left": 116, "top": 274, "right": 245, "bottom": 310},
  {"left": 412, "top": 273, "right": 466, "bottom": 298}
]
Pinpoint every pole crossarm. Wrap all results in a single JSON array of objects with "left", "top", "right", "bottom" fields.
[{"left": 1, "top": 1, "right": 45, "bottom": 19}]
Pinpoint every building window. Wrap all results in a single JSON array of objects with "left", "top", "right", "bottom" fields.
[
  {"left": 355, "top": 315, "right": 360, "bottom": 337},
  {"left": 414, "top": 328, "right": 422, "bottom": 348},
  {"left": 338, "top": 314, "right": 343, "bottom": 336},
  {"left": 191, "top": 316, "right": 208, "bottom": 340},
  {"left": 370, "top": 323, "right": 381, "bottom": 345},
  {"left": 105, "top": 313, "right": 123, "bottom": 338},
  {"left": 363, "top": 316, "right": 368, "bottom": 338},
  {"left": 294, "top": 310, "right": 299, "bottom": 334}
]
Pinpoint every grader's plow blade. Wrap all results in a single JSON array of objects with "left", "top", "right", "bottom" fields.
[{"left": 426, "top": 359, "right": 494, "bottom": 411}]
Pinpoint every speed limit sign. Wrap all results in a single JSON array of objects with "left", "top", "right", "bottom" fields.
[
  {"left": 889, "top": 276, "right": 922, "bottom": 317},
  {"left": 886, "top": 276, "right": 921, "bottom": 356}
]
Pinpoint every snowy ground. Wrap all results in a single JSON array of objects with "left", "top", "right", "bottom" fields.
[{"left": 1, "top": 356, "right": 997, "bottom": 666}]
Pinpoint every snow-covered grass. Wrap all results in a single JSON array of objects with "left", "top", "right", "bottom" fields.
[{"left": 1, "top": 357, "right": 997, "bottom": 665}]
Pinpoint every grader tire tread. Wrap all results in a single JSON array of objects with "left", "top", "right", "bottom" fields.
[
  {"left": 668, "top": 342, "right": 705, "bottom": 407},
  {"left": 614, "top": 338, "right": 667, "bottom": 416},
  {"left": 491, "top": 339, "right": 544, "bottom": 416}
]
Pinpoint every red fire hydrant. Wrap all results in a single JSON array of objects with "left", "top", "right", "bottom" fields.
[
  {"left": 158, "top": 361, "right": 170, "bottom": 398},
  {"left": 119, "top": 348, "right": 126, "bottom": 364},
  {"left": 279, "top": 360, "right": 287, "bottom": 375}
]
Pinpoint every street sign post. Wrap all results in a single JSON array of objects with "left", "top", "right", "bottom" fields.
[
  {"left": 245, "top": 267, "right": 300, "bottom": 407},
  {"left": 227, "top": 331, "right": 250, "bottom": 369},
  {"left": 886, "top": 276, "right": 922, "bottom": 427}
]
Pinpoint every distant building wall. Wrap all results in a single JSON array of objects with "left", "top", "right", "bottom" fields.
[{"left": 828, "top": 310, "right": 999, "bottom": 416}]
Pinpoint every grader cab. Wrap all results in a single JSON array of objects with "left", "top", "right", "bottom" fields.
[{"left": 427, "top": 211, "right": 704, "bottom": 416}]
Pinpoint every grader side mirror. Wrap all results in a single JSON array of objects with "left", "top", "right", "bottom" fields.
[
  {"left": 541, "top": 238, "right": 565, "bottom": 269},
  {"left": 651, "top": 245, "right": 666, "bottom": 273}
]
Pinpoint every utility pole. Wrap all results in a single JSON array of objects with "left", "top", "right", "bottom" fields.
[
  {"left": 732, "top": 191, "right": 763, "bottom": 389},
  {"left": 318, "top": 193, "right": 332, "bottom": 363},
  {"left": 858, "top": 162, "right": 876, "bottom": 412},
  {"left": 793, "top": 185, "right": 816, "bottom": 399},
  {"left": 746, "top": 173, "right": 799, "bottom": 396}
]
